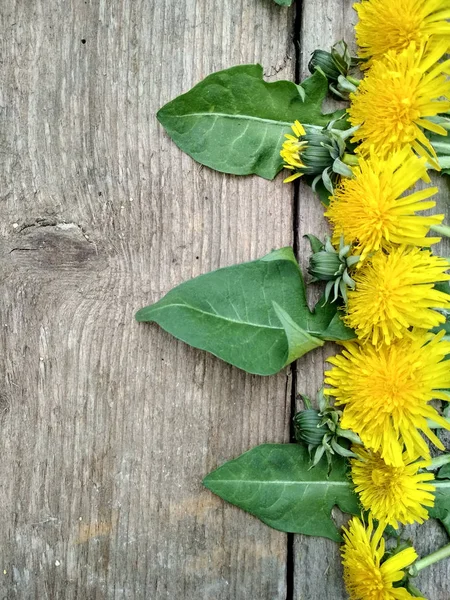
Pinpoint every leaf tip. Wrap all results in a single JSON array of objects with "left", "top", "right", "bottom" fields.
[
  {"left": 202, "top": 474, "right": 213, "bottom": 490},
  {"left": 135, "top": 306, "right": 151, "bottom": 322}
]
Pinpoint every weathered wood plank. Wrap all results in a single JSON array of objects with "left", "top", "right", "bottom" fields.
[
  {"left": 4, "top": 1, "right": 449, "bottom": 597},
  {"left": 410, "top": 179, "right": 450, "bottom": 598},
  {"left": 294, "top": 2, "right": 356, "bottom": 598},
  {"left": 294, "top": 3, "right": 450, "bottom": 598},
  {"left": 0, "top": 1, "right": 295, "bottom": 598}
]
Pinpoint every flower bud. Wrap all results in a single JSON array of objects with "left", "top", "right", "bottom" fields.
[
  {"left": 330, "top": 41, "right": 354, "bottom": 75},
  {"left": 294, "top": 409, "right": 328, "bottom": 446},
  {"left": 306, "top": 235, "right": 358, "bottom": 302},
  {"left": 308, "top": 49, "right": 342, "bottom": 82},
  {"left": 300, "top": 132, "right": 338, "bottom": 175},
  {"left": 309, "top": 41, "right": 354, "bottom": 83},
  {"left": 281, "top": 118, "right": 358, "bottom": 189},
  {"left": 308, "top": 250, "right": 343, "bottom": 281},
  {"left": 294, "top": 389, "right": 362, "bottom": 467},
  {"left": 281, "top": 129, "right": 340, "bottom": 182}
]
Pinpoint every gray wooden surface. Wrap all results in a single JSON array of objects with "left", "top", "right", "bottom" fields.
[
  {"left": 1, "top": 0, "right": 449, "bottom": 599},
  {"left": 294, "top": 4, "right": 356, "bottom": 598}
]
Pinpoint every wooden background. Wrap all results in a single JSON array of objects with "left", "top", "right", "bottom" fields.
[{"left": 1, "top": 0, "right": 449, "bottom": 598}]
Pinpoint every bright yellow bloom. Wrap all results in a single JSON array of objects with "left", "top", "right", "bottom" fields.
[
  {"left": 348, "top": 41, "right": 450, "bottom": 166},
  {"left": 280, "top": 120, "right": 307, "bottom": 183},
  {"left": 345, "top": 247, "right": 450, "bottom": 345},
  {"left": 350, "top": 447, "right": 435, "bottom": 528},
  {"left": 342, "top": 516, "right": 423, "bottom": 600},
  {"left": 324, "top": 330, "right": 450, "bottom": 466},
  {"left": 354, "top": 0, "right": 450, "bottom": 67},
  {"left": 325, "top": 149, "right": 442, "bottom": 262}
]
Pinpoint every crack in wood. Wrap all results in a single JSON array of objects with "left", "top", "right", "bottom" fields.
[
  {"left": 16, "top": 219, "right": 93, "bottom": 244},
  {"left": 287, "top": 2, "right": 304, "bottom": 599}
]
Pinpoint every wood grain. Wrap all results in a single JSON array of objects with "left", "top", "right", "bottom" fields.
[
  {"left": 2, "top": 0, "right": 450, "bottom": 598},
  {"left": 410, "top": 177, "right": 450, "bottom": 599},
  {"left": 294, "top": 2, "right": 356, "bottom": 596},
  {"left": 0, "top": 1, "right": 295, "bottom": 598}
]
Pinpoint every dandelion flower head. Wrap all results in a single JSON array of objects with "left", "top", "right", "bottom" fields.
[
  {"left": 341, "top": 516, "right": 423, "bottom": 600},
  {"left": 354, "top": 0, "right": 450, "bottom": 67},
  {"left": 325, "top": 148, "right": 442, "bottom": 263},
  {"left": 345, "top": 246, "right": 450, "bottom": 345},
  {"left": 348, "top": 41, "right": 450, "bottom": 166},
  {"left": 350, "top": 446, "right": 435, "bottom": 528},
  {"left": 280, "top": 120, "right": 307, "bottom": 183},
  {"left": 325, "top": 330, "right": 450, "bottom": 466}
]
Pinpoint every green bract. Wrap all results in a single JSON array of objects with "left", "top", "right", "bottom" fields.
[
  {"left": 136, "top": 248, "right": 354, "bottom": 375},
  {"left": 203, "top": 444, "right": 360, "bottom": 541},
  {"left": 294, "top": 389, "right": 362, "bottom": 468},
  {"left": 157, "top": 65, "right": 346, "bottom": 179},
  {"left": 294, "top": 408, "right": 329, "bottom": 447},
  {"left": 309, "top": 49, "right": 343, "bottom": 82},
  {"left": 307, "top": 236, "right": 359, "bottom": 303},
  {"left": 308, "top": 41, "right": 360, "bottom": 100},
  {"left": 308, "top": 41, "right": 353, "bottom": 83}
]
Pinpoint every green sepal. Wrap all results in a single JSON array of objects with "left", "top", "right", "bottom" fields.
[{"left": 304, "top": 233, "right": 325, "bottom": 254}]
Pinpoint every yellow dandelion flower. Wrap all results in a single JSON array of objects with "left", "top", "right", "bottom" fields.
[
  {"left": 348, "top": 41, "right": 450, "bottom": 166},
  {"left": 324, "top": 330, "right": 450, "bottom": 466},
  {"left": 351, "top": 446, "right": 435, "bottom": 528},
  {"left": 342, "top": 516, "right": 423, "bottom": 600},
  {"left": 354, "top": 0, "right": 450, "bottom": 67},
  {"left": 325, "top": 148, "right": 443, "bottom": 262},
  {"left": 280, "top": 120, "right": 307, "bottom": 183},
  {"left": 345, "top": 246, "right": 450, "bottom": 345}
]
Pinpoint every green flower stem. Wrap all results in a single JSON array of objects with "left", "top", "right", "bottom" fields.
[
  {"left": 424, "top": 454, "right": 450, "bottom": 470},
  {"left": 409, "top": 543, "right": 450, "bottom": 576},
  {"left": 342, "top": 153, "right": 359, "bottom": 167},
  {"left": 431, "top": 224, "right": 450, "bottom": 238},
  {"left": 347, "top": 76, "right": 360, "bottom": 87},
  {"left": 406, "top": 582, "right": 425, "bottom": 597}
]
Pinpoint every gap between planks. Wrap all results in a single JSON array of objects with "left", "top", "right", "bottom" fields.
[{"left": 287, "top": 1, "right": 304, "bottom": 598}]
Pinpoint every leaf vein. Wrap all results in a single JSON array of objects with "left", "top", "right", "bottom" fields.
[{"left": 149, "top": 303, "right": 284, "bottom": 330}]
